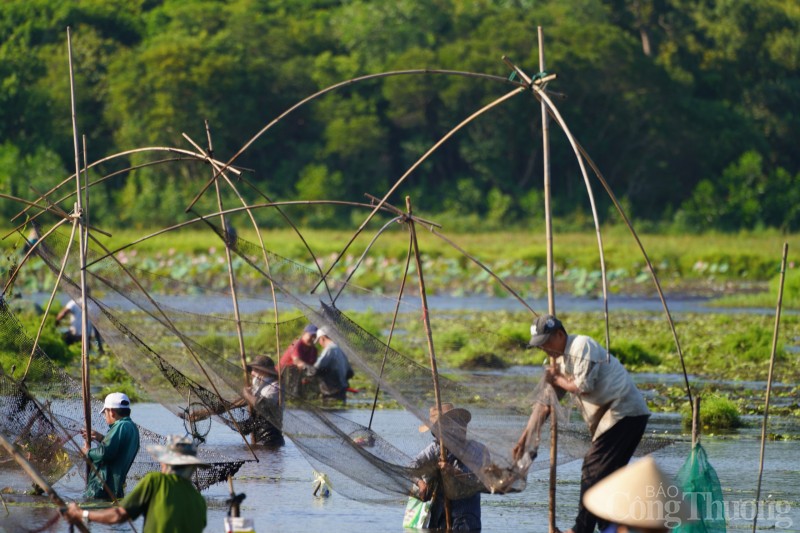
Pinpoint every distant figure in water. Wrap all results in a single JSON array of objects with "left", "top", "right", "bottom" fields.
[
  {"left": 186, "top": 354, "right": 284, "bottom": 447},
  {"left": 55, "top": 289, "right": 105, "bottom": 354},
  {"left": 242, "top": 354, "right": 284, "bottom": 447},
  {"left": 294, "top": 327, "right": 353, "bottom": 404}
]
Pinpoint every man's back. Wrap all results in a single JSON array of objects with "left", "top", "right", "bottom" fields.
[{"left": 122, "top": 471, "right": 207, "bottom": 533}]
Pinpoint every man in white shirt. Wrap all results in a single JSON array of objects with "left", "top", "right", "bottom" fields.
[
  {"left": 513, "top": 315, "right": 650, "bottom": 533},
  {"left": 55, "top": 293, "right": 104, "bottom": 354},
  {"left": 294, "top": 327, "right": 353, "bottom": 403}
]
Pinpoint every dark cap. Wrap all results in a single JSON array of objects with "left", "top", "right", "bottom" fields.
[
  {"left": 246, "top": 355, "right": 277, "bottom": 376},
  {"left": 303, "top": 324, "right": 318, "bottom": 335},
  {"left": 528, "top": 315, "right": 564, "bottom": 347}
]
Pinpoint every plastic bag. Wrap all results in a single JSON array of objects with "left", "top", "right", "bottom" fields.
[
  {"left": 403, "top": 496, "right": 432, "bottom": 529},
  {"left": 674, "top": 443, "right": 726, "bottom": 532}
]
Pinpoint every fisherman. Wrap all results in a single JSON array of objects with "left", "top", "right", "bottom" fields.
[
  {"left": 293, "top": 327, "right": 353, "bottom": 404},
  {"left": 66, "top": 435, "right": 208, "bottom": 532},
  {"left": 277, "top": 323, "right": 319, "bottom": 369},
  {"left": 411, "top": 403, "right": 490, "bottom": 531},
  {"left": 84, "top": 392, "right": 140, "bottom": 500},
  {"left": 242, "top": 354, "right": 285, "bottom": 446},
  {"left": 185, "top": 354, "right": 284, "bottom": 447},
  {"left": 277, "top": 324, "right": 320, "bottom": 399},
  {"left": 55, "top": 289, "right": 105, "bottom": 354},
  {"left": 582, "top": 456, "right": 689, "bottom": 533},
  {"left": 512, "top": 315, "right": 651, "bottom": 533}
]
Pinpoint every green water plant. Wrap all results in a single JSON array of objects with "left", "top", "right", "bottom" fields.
[{"left": 682, "top": 394, "right": 742, "bottom": 430}]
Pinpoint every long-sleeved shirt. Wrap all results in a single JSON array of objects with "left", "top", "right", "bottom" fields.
[
  {"left": 85, "top": 416, "right": 140, "bottom": 499},
  {"left": 557, "top": 335, "right": 650, "bottom": 439},
  {"left": 306, "top": 342, "right": 352, "bottom": 398}
]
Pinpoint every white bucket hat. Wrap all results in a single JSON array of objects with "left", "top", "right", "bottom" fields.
[{"left": 147, "top": 435, "right": 209, "bottom": 467}]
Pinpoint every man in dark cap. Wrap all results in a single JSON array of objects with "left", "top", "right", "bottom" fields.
[{"left": 513, "top": 315, "right": 650, "bottom": 533}]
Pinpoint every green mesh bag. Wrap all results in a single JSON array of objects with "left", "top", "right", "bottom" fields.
[{"left": 674, "top": 443, "right": 726, "bottom": 532}]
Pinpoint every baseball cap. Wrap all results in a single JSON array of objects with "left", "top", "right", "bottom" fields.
[
  {"left": 101, "top": 392, "right": 131, "bottom": 413},
  {"left": 528, "top": 315, "right": 563, "bottom": 347}
]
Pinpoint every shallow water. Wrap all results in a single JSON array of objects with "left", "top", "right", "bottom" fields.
[{"left": 2, "top": 404, "right": 798, "bottom": 532}]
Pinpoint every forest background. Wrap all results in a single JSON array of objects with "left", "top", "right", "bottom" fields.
[{"left": 0, "top": 0, "right": 798, "bottom": 234}]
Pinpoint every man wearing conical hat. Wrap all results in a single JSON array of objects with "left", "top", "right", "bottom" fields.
[
  {"left": 583, "top": 456, "right": 690, "bottom": 532},
  {"left": 514, "top": 315, "right": 651, "bottom": 533},
  {"left": 410, "top": 403, "right": 490, "bottom": 531}
]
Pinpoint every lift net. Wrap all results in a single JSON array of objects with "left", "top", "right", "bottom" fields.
[
  {"left": 0, "top": 300, "right": 244, "bottom": 494},
  {"left": 26, "top": 223, "right": 671, "bottom": 504}
]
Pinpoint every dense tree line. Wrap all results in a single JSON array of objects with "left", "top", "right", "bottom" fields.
[{"left": 0, "top": 0, "right": 797, "bottom": 232}]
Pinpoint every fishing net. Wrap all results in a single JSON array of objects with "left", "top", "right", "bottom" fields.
[
  {"left": 0, "top": 299, "right": 244, "bottom": 495},
  {"left": 22, "top": 220, "right": 672, "bottom": 506},
  {"left": 674, "top": 443, "right": 727, "bottom": 532}
]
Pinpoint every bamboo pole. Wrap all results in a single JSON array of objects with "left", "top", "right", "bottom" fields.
[
  {"left": 752, "top": 242, "right": 788, "bottom": 533},
  {"left": 406, "top": 196, "right": 451, "bottom": 530},
  {"left": 203, "top": 122, "right": 252, "bottom": 434},
  {"left": 691, "top": 396, "right": 701, "bottom": 448},
  {"left": 66, "top": 27, "right": 93, "bottom": 480},
  {"left": 0, "top": 432, "right": 90, "bottom": 533},
  {"left": 538, "top": 27, "right": 558, "bottom": 533}
]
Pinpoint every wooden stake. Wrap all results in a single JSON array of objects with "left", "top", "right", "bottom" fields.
[
  {"left": 204, "top": 121, "right": 254, "bottom": 444},
  {"left": 406, "top": 196, "right": 451, "bottom": 531},
  {"left": 538, "top": 27, "right": 558, "bottom": 533},
  {"left": 66, "top": 27, "right": 93, "bottom": 481},
  {"left": 691, "top": 396, "right": 701, "bottom": 448},
  {"left": 752, "top": 242, "right": 788, "bottom": 533}
]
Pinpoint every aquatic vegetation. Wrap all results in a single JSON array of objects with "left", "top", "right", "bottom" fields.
[{"left": 681, "top": 394, "right": 742, "bottom": 430}]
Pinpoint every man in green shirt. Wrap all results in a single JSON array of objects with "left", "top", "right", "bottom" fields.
[
  {"left": 67, "top": 435, "right": 208, "bottom": 533},
  {"left": 84, "top": 392, "right": 140, "bottom": 500}
]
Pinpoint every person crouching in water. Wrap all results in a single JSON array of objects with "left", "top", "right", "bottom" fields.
[
  {"left": 66, "top": 435, "right": 208, "bottom": 532},
  {"left": 242, "top": 354, "right": 284, "bottom": 447},
  {"left": 411, "top": 403, "right": 490, "bottom": 531},
  {"left": 185, "top": 354, "right": 284, "bottom": 447},
  {"left": 294, "top": 327, "right": 353, "bottom": 404}
]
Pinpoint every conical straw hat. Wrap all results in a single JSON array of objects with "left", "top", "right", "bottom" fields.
[{"left": 583, "top": 456, "right": 690, "bottom": 530}]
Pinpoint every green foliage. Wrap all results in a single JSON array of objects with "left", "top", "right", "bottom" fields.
[
  {"left": 770, "top": 267, "right": 800, "bottom": 306},
  {"left": 681, "top": 395, "right": 742, "bottom": 431},
  {"left": 0, "top": 308, "right": 73, "bottom": 372},
  {"left": 609, "top": 339, "right": 661, "bottom": 368},
  {"left": 719, "top": 325, "right": 785, "bottom": 363},
  {"left": 0, "top": 0, "right": 797, "bottom": 230}
]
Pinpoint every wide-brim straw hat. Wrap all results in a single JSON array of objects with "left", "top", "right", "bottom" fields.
[
  {"left": 147, "top": 436, "right": 209, "bottom": 467},
  {"left": 246, "top": 354, "right": 278, "bottom": 377},
  {"left": 583, "top": 456, "right": 690, "bottom": 529},
  {"left": 418, "top": 402, "right": 472, "bottom": 432}
]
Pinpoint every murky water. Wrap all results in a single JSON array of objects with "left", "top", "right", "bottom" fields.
[{"left": 2, "top": 404, "right": 798, "bottom": 532}]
